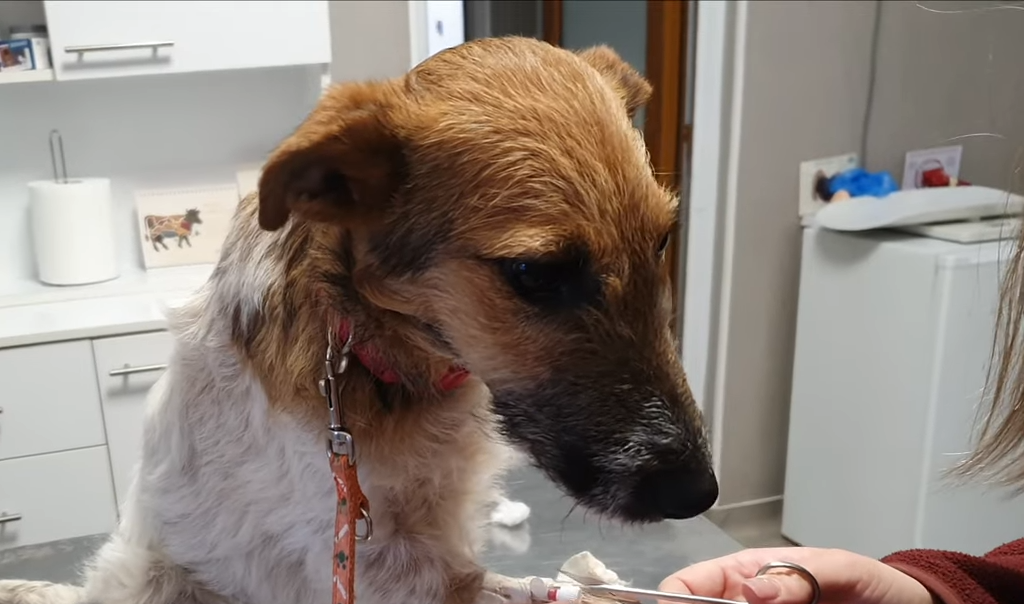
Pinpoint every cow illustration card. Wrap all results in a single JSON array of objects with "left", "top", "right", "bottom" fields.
[{"left": 135, "top": 184, "right": 240, "bottom": 270}]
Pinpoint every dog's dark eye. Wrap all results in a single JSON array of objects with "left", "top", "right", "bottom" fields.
[
  {"left": 499, "top": 256, "right": 599, "bottom": 310},
  {"left": 657, "top": 234, "right": 671, "bottom": 258},
  {"left": 503, "top": 259, "right": 565, "bottom": 296}
]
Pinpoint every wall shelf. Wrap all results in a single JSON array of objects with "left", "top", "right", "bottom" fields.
[{"left": 0, "top": 68, "right": 54, "bottom": 84}]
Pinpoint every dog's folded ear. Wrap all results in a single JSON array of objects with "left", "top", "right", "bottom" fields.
[
  {"left": 257, "top": 82, "right": 406, "bottom": 231},
  {"left": 576, "top": 45, "right": 652, "bottom": 120}
]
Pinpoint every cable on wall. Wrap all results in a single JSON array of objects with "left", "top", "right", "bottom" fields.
[{"left": 860, "top": 0, "right": 884, "bottom": 167}]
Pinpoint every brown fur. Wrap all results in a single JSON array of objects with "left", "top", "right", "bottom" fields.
[{"left": 249, "top": 36, "right": 670, "bottom": 407}]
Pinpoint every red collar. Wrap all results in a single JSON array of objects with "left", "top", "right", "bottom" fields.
[{"left": 337, "top": 320, "right": 470, "bottom": 392}]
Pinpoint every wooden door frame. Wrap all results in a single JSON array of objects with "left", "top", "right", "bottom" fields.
[
  {"left": 542, "top": 0, "right": 563, "bottom": 46},
  {"left": 542, "top": 0, "right": 691, "bottom": 329}
]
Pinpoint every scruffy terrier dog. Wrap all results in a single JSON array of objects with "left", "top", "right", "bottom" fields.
[{"left": 0, "top": 37, "right": 717, "bottom": 604}]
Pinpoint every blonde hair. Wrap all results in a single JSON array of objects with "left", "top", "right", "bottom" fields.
[{"left": 956, "top": 218, "right": 1024, "bottom": 489}]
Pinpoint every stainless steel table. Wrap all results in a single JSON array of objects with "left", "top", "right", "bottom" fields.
[
  {"left": 0, "top": 467, "right": 742, "bottom": 589},
  {"left": 482, "top": 467, "right": 742, "bottom": 588}
]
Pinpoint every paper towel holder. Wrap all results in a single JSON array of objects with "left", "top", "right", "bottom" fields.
[
  {"left": 49, "top": 129, "right": 72, "bottom": 184},
  {"left": 29, "top": 129, "right": 120, "bottom": 287}
]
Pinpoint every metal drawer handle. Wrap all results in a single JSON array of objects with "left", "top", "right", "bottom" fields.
[
  {"left": 0, "top": 513, "right": 22, "bottom": 524},
  {"left": 109, "top": 363, "right": 168, "bottom": 377},
  {"left": 65, "top": 41, "right": 175, "bottom": 55}
]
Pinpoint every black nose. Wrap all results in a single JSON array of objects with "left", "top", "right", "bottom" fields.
[{"left": 633, "top": 462, "right": 719, "bottom": 520}]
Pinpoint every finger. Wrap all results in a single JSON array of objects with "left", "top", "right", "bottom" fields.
[
  {"left": 658, "top": 574, "right": 695, "bottom": 594},
  {"left": 658, "top": 560, "right": 728, "bottom": 598},
  {"left": 658, "top": 549, "right": 799, "bottom": 599},
  {"left": 742, "top": 572, "right": 816, "bottom": 604},
  {"left": 656, "top": 577, "right": 701, "bottom": 604}
]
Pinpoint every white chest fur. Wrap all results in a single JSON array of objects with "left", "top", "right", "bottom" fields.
[{"left": 83, "top": 343, "right": 504, "bottom": 604}]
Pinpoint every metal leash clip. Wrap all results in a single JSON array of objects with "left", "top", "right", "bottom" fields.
[
  {"left": 320, "top": 327, "right": 354, "bottom": 457},
  {"left": 318, "top": 325, "right": 372, "bottom": 542}
]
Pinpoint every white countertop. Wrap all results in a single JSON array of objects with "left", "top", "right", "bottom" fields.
[{"left": 0, "top": 265, "right": 214, "bottom": 349}]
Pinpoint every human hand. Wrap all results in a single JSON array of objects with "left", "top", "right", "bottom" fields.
[{"left": 658, "top": 547, "right": 936, "bottom": 604}]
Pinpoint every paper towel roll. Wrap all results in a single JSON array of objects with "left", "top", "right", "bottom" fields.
[{"left": 29, "top": 178, "right": 119, "bottom": 286}]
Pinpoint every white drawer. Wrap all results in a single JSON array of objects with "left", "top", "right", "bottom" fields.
[
  {"left": 0, "top": 341, "right": 106, "bottom": 460},
  {"left": 0, "top": 446, "right": 118, "bottom": 551},
  {"left": 92, "top": 331, "right": 174, "bottom": 510}
]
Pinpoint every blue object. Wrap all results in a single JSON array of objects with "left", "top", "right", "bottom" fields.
[{"left": 825, "top": 168, "right": 898, "bottom": 199}]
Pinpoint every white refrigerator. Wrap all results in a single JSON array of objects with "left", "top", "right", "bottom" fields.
[{"left": 782, "top": 226, "right": 1024, "bottom": 558}]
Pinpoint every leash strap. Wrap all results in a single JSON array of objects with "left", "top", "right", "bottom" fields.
[
  {"left": 330, "top": 446, "right": 369, "bottom": 604},
  {"left": 323, "top": 317, "right": 468, "bottom": 604}
]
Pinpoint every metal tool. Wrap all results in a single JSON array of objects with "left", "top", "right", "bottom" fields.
[
  {"left": 49, "top": 129, "right": 68, "bottom": 184},
  {"left": 560, "top": 560, "right": 821, "bottom": 604},
  {"left": 558, "top": 568, "right": 738, "bottom": 604}
]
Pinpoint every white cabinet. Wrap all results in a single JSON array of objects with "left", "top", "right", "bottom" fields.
[
  {"left": 0, "top": 328, "right": 175, "bottom": 549},
  {"left": 44, "top": 0, "right": 331, "bottom": 81},
  {"left": 92, "top": 332, "right": 174, "bottom": 509},
  {"left": 0, "top": 447, "right": 118, "bottom": 551},
  {"left": 0, "top": 341, "right": 106, "bottom": 461},
  {"left": 782, "top": 228, "right": 1024, "bottom": 558}
]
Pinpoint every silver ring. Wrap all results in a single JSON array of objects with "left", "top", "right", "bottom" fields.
[
  {"left": 754, "top": 561, "right": 821, "bottom": 604},
  {"left": 356, "top": 507, "right": 373, "bottom": 541}
]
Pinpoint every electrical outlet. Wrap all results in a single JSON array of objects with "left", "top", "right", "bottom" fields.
[{"left": 798, "top": 153, "right": 859, "bottom": 219}]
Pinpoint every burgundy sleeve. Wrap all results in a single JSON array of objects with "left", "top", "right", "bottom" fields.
[{"left": 881, "top": 538, "right": 1024, "bottom": 604}]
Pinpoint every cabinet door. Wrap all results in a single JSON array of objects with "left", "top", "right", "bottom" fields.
[
  {"left": 0, "top": 447, "right": 118, "bottom": 551},
  {"left": 92, "top": 331, "right": 174, "bottom": 510},
  {"left": 0, "top": 341, "right": 106, "bottom": 461},
  {"left": 44, "top": 1, "right": 331, "bottom": 81},
  {"left": 919, "top": 262, "right": 1024, "bottom": 555}
]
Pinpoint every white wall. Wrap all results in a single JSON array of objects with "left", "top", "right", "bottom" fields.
[
  {"left": 695, "top": 0, "right": 878, "bottom": 508},
  {"left": 329, "top": 0, "right": 412, "bottom": 82},
  {"left": 0, "top": 68, "right": 321, "bottom": 289},
  {"left": 0, "top": 0, "right": 45, "bottom": 34},
  {"left": 327, "top": 0, "right": 462, "bottom": 82},
  {"left": 865, "top": 0, "right": 1024, "bottom": 188}
]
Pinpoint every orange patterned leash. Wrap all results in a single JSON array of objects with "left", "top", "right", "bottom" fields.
[
  {"left": 329, "top": 444, "right": 370, "bottom": 604},
  {"left": 320, "top": 327, "right": 372, "bottom": 604}
]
